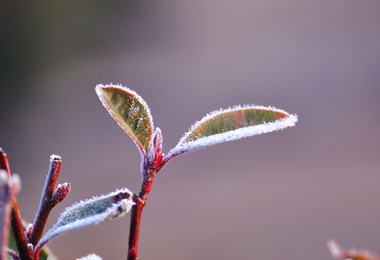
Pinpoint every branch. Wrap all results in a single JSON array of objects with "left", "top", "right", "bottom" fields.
[
  {"left": 127, "top": 172, "right": 156, "bottom": 260},
  {"left": 0, "top": 149, "right": 31, "bottom": 260},
  {"left": 29, "top": 155, "right": 63, "bottom": 246}
]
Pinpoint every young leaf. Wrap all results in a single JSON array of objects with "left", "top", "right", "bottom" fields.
[
  {"left": 95, "top": 84, "right": 154, "bottom": 156},
  {"left": 165, "top": 105, "right": 297, "bottom": 159},
  {"left": 36, "top": 188, "right": 135, "bottom": 252}
]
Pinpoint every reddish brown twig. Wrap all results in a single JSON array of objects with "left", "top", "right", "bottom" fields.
[
  {"left": 29, "top": 155, "right": 62, "bottom": 247},
  {"left": 127, "top": 173, "right": 156, "bottom": 260},
  {"left": 0, "top": 149, "right": 31, "bottom": 260}
]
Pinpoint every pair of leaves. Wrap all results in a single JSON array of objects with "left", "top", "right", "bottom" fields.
[
  {"left": 95, "top": 84, "right": 298, "bottom": 166},
  {"left": 26, "top": 84, "right": 295, "bottom": 259}
]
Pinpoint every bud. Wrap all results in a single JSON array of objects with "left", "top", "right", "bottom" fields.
[{"left": 51, "top": 182, "right": 71, "bottom": 205}]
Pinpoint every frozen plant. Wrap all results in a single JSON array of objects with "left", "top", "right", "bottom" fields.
[
  {"left": 0, "top": 84, "right": 298, "bottom": 259},
  {"left": 95, "top": 84, "right": 297, "bottom": 260}
]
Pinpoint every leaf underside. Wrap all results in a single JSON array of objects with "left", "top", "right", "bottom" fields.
[
  {"left": 37, "top": 188, "right": 134, "bottom": 251},
  {"left": 95, "top": 84, "right": 154, "bottom": 153}
]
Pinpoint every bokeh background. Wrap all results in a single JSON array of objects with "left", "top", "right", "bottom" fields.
[{"left": 1, "top": 1, "right": 379, "bottom": 259}]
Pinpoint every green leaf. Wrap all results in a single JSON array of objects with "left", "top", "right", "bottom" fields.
[
  {"left": 166, "top": 105, "right": 297, "bottom": 159},
  {"left": 95, "top": 84, "right": 154, "bottom": 154}
]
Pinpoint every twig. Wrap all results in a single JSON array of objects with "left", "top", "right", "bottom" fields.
[
  {"left": 10, "top": 200, "right": 30, "bottom": 260},
  {"left": 0, "top": 149, "right": 31, "bottom": 260},
  {"left": 29, "top": 155, "right": 62, "bottom": 246}
]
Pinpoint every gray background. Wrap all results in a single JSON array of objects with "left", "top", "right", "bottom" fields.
[{"left": 1, "top": 1, "right": 379, "bottom": 259}]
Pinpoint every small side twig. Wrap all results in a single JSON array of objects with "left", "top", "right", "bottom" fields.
[{"left": 29, "top": 155, "right": 62, "bottom": 246}]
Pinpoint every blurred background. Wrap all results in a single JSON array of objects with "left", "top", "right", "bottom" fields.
[{"left": 1, "top": 1, "right": 379, "bottom": 259}]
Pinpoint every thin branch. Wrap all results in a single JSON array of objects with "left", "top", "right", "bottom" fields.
[
  {"left": 29, "top": 155, "right": 62, "bottom": 246},
  {"left": 0, "top": 149, "right": 31, "bottom": 260},
  {"left": 10, "top": 199, "right": 31, "bottom": 260},
  {"left": 127, "top": 196, "right": 143, "bottom": 260},
  {"left": 127, "top": 174, "right": 156, "bottom": 260}
]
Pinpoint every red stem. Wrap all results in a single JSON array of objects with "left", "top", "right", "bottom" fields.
[
  {"left": 127, "top": 198, "right": 143, "bottom": 260},
  {"left": 0, "top": 149, "right": 31, "bottom": 260},
  {"left": 11, "top": 199, "right": 31, "bottom": 260},
  {"left": 127, "top": 174, "right": 155, "bottom": 260}
]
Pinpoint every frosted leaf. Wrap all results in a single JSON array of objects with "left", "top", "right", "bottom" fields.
[
  {"left": 36, "top": 188, "right": 135, "bottom": 251},
  {"left": 95, "top": 84, "right": 154, "bottom": 155},
  {"left": 77, "top": 254, "right": 103, "bottom": 260},
  {"left": 166, "top": 105, "right": 297, "bottom": 159}
]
